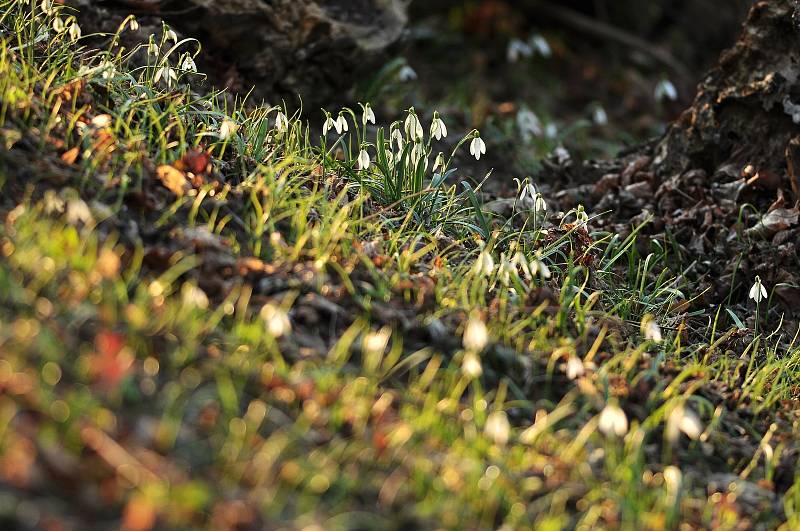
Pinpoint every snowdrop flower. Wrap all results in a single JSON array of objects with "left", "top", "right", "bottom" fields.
[
  {"left": 40, "top": 0, "right": 55, "bottom": 15},
  {"left": 507, "top": 39, "right": 533, "bottom": 63},
  {"left": 529, "top": 254, "right": 551, "bottom": 280},
  {"left": 181, "top": 284, "right": 209, "bottom": 309},
  {"left": 391, "top": 128, "right": 404, "bottom": 151},
  {"left": 554, "top": 145, "right": 571, "bottom": 165},
  {"left": 749, "top": 275, "right": 768, "bottom": 303},
  {"left": 574, "top": 206, "right": 589, "bottom": 228},
  {"left": 260, "top": 304, "right": 291, "bottom": 337},
  {"left": 180, "top": 55, "right": 197, "bottom": 73},
  {"left": 356, "top": 148, "right": 371, "bottom": 170},
  {"left": 398, "top": 65, "right": 417, "bottom": 82},
  {"left": 335, "top": 113, "right": 349, "bottom": 134},
  {"left": 666, "top": 405, "right": 703, "bottom": 443},
  {"left": 363, "top": 327, "right": 391, "bottom": 357},
  {"left": 513, "top": 252, "right": 533, "bottom": 281},
  {"left": 67, "top": 20, "right": 81, "bottom": 42},
  {"left": 164, "top": 27, "right": 178, "bottom": 44},
  {"left": 53, "top": 16, "right": 65, "bottom": 34},
  {"left": 99, "top": 60, "right": 116, "bottom": 81},
  {"left": 498, "top": 253, "right": 516, "bottom": 286},
  {"left": 463, "top": 316, "right": 488, "bottom": 352},
  {"left": 530, "top": 34, "right": 552, "bottom": 57},
  {"left": 517, "top": 108, "right": 542, "bottom": 141},
  {"left": 404, "top": 109, "right": 423, "bottom": 141},
  {"left": 545, "top": 123, "right": 558, "bottom": 139},
  {"left": 218, "top": 119, "right": 239, "bottom": 140},
  {"left": 430, "top": 112, "right": 447, "bottom": 140},
  {"left": 641, "top": 315, "right": 663, "bottom": 342},
  {"left": 361, "top": 103, "right": 376, "bottom": 126},
  {"left": 469, "top": 134, "right": 486, "bottom": 160},
  {"left": 598, "top": 402, "right": 628, "bottom": 437},
  {"left": 411, "top": 143, "right": 428, "bottom": 170},
  {"left": 565, "top": 356, "right": 585, "bottom": 380},
  {"left": 593, "top": 106, "right": 608, "bottom": 126},
  {"left": 322, "top": 113, "right": 335, "bottom": 136},
  {"left": 432, "top": 152, "right": 445, "bottom": 173},
  {"left": 462, "top": 351, "right": 483, "bottom": 379},
  {"left": 128, "top": 17, "right": 139, "bottom": 32},
  {"left": 472, "top": 249, "right": 495, "bottom": 277},
  {"left": 275, "top": 111, "right": 289, "bottom": 132},
  {"left": 518, "top": 182, "right": 538, "bottom": 209},
  {"left": 147, "top": 39, "right": 160, "bottom": 58},
  {"left": 655, "top": 79, "right": 678, "bottom": 102},
  {"left": 485, "top": 410, "right": 511, "bottom": 445},
  {"left": 154, "top": 65, "right": 178, "bottom": 88}
]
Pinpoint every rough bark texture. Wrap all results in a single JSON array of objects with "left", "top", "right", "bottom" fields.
[
  {"left": 556, "top": 0, "right": 800, "bottom": 315},
  {"left": 72, "top": 0, "right": 409, "bottom": 108}
]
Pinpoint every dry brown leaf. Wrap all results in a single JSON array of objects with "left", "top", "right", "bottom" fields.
[
  {"left": 156, "top": 164, "right": 189, "bottom": 196},
  {"left": 61, "top": 147, "right": 79, "bottom": 165}
]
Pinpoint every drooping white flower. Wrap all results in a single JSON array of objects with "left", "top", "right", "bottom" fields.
[
  {"left": 40, "top": 0, "right": 55, "bottom": 15},
  {"left": 518, "top": 182, "right": 538, "bottom": 210},
  {"left": 462, "top": 351, "right": 483, "bottom": 379},
  {"left": 574, "top": 206, "right": 588, "bottom": 227},
  {"left": 52, "top": 16, "right": 65, "bottom": 34},
  {"left": 398, "top": 65, "right": 417, "bottom": 82},
  {"left": 128, "top": 17, "right": 140, "bottom": 32},
  {"left": 67, "top": 20, "right": 81, "bottom": 41},
  {"left": 404, "top": 109, "right": 423, "bottom": 141},
  {"left": 554, "top": 145, "right": 570, "bottom": 165},
  {"left": 655, "top": 79, "right": 678, "bottom": 102},
  {"left": 335, "top": 113, "right": 349, "bottom": 134},
  {"left": 180, "top": 55, "right": 197, "bottom": 73},
  {"left": 565, "top": 356, "right": 585, "bottom": 380},
  {"left": 517, "top": 108, "right": 542, "bottom": 141},
  {"left": 260, "top": 304, "right": 291, "bottom": 337},
  {"left": 432, "top": 152, "right": 445, "bottom": 173},
  {"left": 411, "top": 143, "right": 428, "bottom": 170},
  {"left": 598, "top": 402, "right": 628, "bottom": 437},
  {"left": 218, "top": 119, "right": 239, "bottom": 140},
  {"left": 362, "top": 103, "right": 376, "bottom": 126},
  {"left": 165, "top": 27, "right": 178, "bottom": 44},
  {"left": 485, "top": 410, "right": 511, "bottom": 445},
  {"left": 529, "top": 254, "right": 551, "bottom": 279},
  {"left": 463, "top": 316, "right": 488, "bottom": 352},
  {"left": 593, "top": 106, "right": 608, "bottom": 126},
  {"left": 666, "top": 405, "right": 703, "bottom": 443},
  {"left": 430, "top": 112, "right": 447, "bottom": 140},
  {"left": 275, "top": 111, "right": 289, "bottom": 132},
  {"left": 181, "top": 284, "right": 209, "bottom": 309},
  {"left": 749, "top": 275, "right": 768, "bottom": 303},
  {"left": 147, "top": 39, "right": 160, "bottom": 58},
  {"left": 155, "top": 65, "right": 178, "bottom": 88},
  {"left": 322, "top": 114, "right": 335, "bottom": 136},
  {"left": 472, "top": 250, "right": 495, "bottom": 277},
  {"left": 529, "top": 34, "right": 552, "bottom": 58},
  {"left": 99, "top": 60, "right": 116, "bottom": 81},
  {"left": 642, "top": 316, "right": 663, "bottom": 342},
  {"left": 391, "top": 128, "right": 404, "bottom": 152},
  {"left": 469, "top": 135, "right": 486, "bottom": 160},
  {"left": 357, "top": 148, "right": 371, "bottom": 170},
  {"left": 507, "top": 38, "right": 533, "bottom": 63}
]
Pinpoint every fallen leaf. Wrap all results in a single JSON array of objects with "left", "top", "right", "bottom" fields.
[
  {"left": 156, "top": 165, "right": 190, "bottom": 196},
  {"left": 61, "top": 147, "right": 79, "bottom": 165}
]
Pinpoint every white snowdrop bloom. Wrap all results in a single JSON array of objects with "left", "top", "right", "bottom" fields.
[
  {"left": 335, "top": 113, "right": 349, "bottom": 134},
  {"left": 322, "top": 114, "right": 335, "bottom": 136},
  {"left": 598, "top": 403, "right": 628, "bottom": 437},
  {"left": 129, "top": 17, "right": 139, "bottom": 32},
  {"left": 565, "top": 356, "right": 585, "bottom": 380},
  {"left": 593, "top": 106, "right": 608, "bottom": 126},
  {"left": 574, "top": 206, "right": 588, "bottom": 227},
  {"left": 260, "top": 304, "right": 291, "bottom": 337},
  {"left": 432, "top": 152, "right": 445, "bottom": 173},
  {"left": 40, "top": 0, "right": 54, "bottom": 15},
  {"left": 165, "top": 27, "right": 178, "bottom": 44},
  {"left": 749, "top": 275, "right": 768, "bottom": 303},
  {"left": 643, "top": 317, "right": 663, "bottom": 342},
  {"left": 462, "top": 351, "right": 483, "bottom": 379},
  {"left": 517, "top": 108, "right": 542, "bottom": 141},
  {"left": 404, "top": 110, "right": 423, "bottom": 141},
  {"left": 530, "top": 34, "right": 552, "bottom": 58},
  {"left": 357, "top": 148, "right": 371, "bottom": 170},
  {"left": 472, "top": 250, "right": 495, "bottom": 277},
  {"left": 363, "top": 327, "right": 391, "bottom": 356},
  {"left": 535, "top": 194, "right": 547, "bottom": 213},
  {"left": 430, "top": 112, "right": 448, "bottom": 140},
  {"left": 513, "top": 252, "right": 533, "bottom": 281},
  {"left": 218, "top": 119, "right": 239, "bottom": 140},
  {"left": 498, "top": 253, "right": 516, "bottom": 286},
  {"left": 485, "top": 411, "right": 511, "bottom": 446},
  {"left": 181, "top": 55, "right": 197, "bottom": 73},
  {"left": 147, "top": 40, "right": 160, "bottom": 58},
  {"left": 398, "top": 65, "right": 417, "bottom": 82},
  {"left": 181, "top": 284, "right": 209, "bottom": 310},
  {"left": 529, "top": 255, "right": 551, "bottom": 280},
  {"left": 53, "top": 17, "right": 65, "bottom": 34},
  {"left": 411, "top": 143, "right": 428, "bottom": 170},
  {"left": 554, "top": 145, "right": 570, "bottom": 165},
  {"left": 67, "top": 20, "right": 81, "bottom": 41},
  {"left": 362, "top": 103, "right": 376, "bottom": 126},
  {"left": 99, "top": 61, "right": 116, "bottom": 81},
  {"left": 663, "top": 466, "right": 682, "bottom": 496},
  {"left": 391, "top": 128, "right": 404, "bottom": 151},
  {"left": 507, "top": 38, "right": 533, "bottom": 63},
  {"left": 155, "top": 65, "right": 178, "bottom": 88},
  {"left": 518, "top": 182, "right": 538, "bottom": 209},
  {"left": 469, "top": 135, "right": 487, "bottom": 160},
  {"left": 275, "top": 111, "right": 289, "bottom": 132},
  {"left": 655, "top": 79, "right": 678, "bottom": 102},
  {"left": 666, "top": 405, "right": 703, "bottom": 443},
  {"left": 545, "top": 123, "right": 558, "bottom": 139},
  {"left": 463, "top": 316, "right": 488, "bottom": 352}
]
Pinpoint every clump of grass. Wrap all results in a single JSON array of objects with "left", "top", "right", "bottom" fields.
[{"left": 0, "top": 2, "right": 798, "bottom": 530}]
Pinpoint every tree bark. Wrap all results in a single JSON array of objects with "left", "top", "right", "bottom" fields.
[{"left": 72, "top": 0, "right": 409, "bottom": 109}]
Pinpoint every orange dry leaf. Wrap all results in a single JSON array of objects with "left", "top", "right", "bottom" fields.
[
  {"left": 156, "top": 164, "right": 190, "bottom": 196},
  {"left": 122, "top": 496, "right": 157, "bottom": 531},
  {"left": 61, "top": 147, "right": 79, "bottom": 165}
]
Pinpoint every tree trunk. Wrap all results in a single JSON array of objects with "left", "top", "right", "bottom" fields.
[
  {"left": 72, "top": 0, "right": 409, "bottom": 109},
  {"left": 558, "top": 0, "right": 800, "bottom": 313}
]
